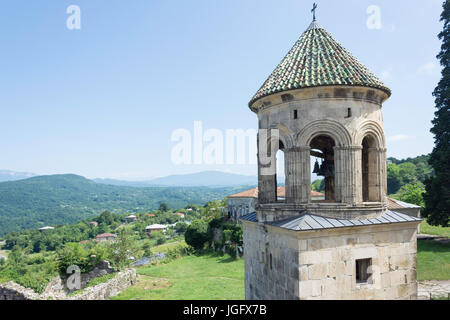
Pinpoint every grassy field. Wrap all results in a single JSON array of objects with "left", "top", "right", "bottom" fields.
[
  {"left": 112, "top": 253, "right": 245, "bottom": 300},
  {"left": 420, "top": 221, "right": 450, "bottom": 238},
  {"left": 151, "top": 240, "right": 187, "bottom": 253},
  {"left": 417, "top": 240, "right": 450, "bottom": 281},
  {"left": 112, "top": 238, "right": 449, "bottom": 300}
]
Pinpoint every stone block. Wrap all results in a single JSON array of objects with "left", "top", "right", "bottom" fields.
[
  {"left": 344, "top": 260, "right": 354, "bottom": 276},
  {"left": 299, "top": 281, "right": 312, "bottom": 298},
  {"left": 357, "top": 233, "right": 374, "bottom": 245},
  {"left": 380, "top": 272, "right": 391, "bottom": 288},
  {"left": 374, "top": 232, "right": 391, "bottom": 245},
  {"left": 390, "top": 270, "right": 406, "bottom": 286},
  {"left": 308, "top": 263, "right": 328, "bottom": 280},
  {"left": 299, "top": 240, "right": 307, "bottom": 251},
  {"left": 308, "top": 238, "right": 329, "bottom": 250},
  {"left": 391, "top": 254, "right": 409, "bottom": 270},
  {"left": 311, "top": 280, "right": 322, "bottom": 297},
  {"left": 299, "top": 265, "right": 308, "bottom": 281},
  {"left": 328, "top": 262, "right": 337, "bottom": 278}
]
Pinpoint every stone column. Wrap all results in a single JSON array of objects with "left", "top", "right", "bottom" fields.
[
  {"left": 258, "top": 151, "right": 277, "bottom": 204},
  {"left": 363, "top": 146, "right": 388, "bottom": 203},
  {"left": 285, "top": 146, "right": 311, "bottom": 204},
  {"left": 334, "top": 146, "right": 362, "bottom": 205},
  {"left": 380, "top": 147, "right": 387, "bottom": 203}
]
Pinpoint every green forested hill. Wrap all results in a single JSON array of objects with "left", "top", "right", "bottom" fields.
[
  {"left": 387, "top": 155, "right": 433, "bottom": 195},
  {"left": 0, "top": 174, "right": 252, "bottom": 235}
]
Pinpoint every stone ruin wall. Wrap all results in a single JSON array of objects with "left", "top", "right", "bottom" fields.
[{"left": 0, "top": 268, "right": 136, "bottom": 301}]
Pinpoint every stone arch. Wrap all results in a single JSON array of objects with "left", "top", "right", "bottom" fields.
[
  {"left": 296, "top": 119, "right": 352, "bottom": 147},
  {"left": 268, "top": 123, "right": 294, "bottom": 150},
  {"left": 258, "top": 125, "right": 292, "bottom": 204},
  {"left": 354, "top": 120, "right": 385, "bottom": 148}
]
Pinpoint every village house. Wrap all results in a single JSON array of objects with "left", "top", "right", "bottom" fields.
[
  {"left": 88, "top": 221, "right": 98, "bottom": 227},
  {"left": 39, "top": 226, "right": 54, "bottom": 232},
  {"left": 146, "top": 224, "right": 168, "bottom": 235},
  {"left": 95, "top": 233, "right": 117, "bottom": 242},
  {"left": 227, "top": 188, "right": 325, "bottom": 222},
  {"left": 169, "top": 212, "right": 185, "bottom": 218},
  {"left": 124, "top": 215, "right": 137, "bottom": 223}
]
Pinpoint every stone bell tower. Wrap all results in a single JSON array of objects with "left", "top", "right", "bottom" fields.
[{"left": 241, "top": 15, "right": 421, "bottom": 300}]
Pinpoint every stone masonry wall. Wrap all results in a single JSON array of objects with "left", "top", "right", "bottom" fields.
[
  {"left": 0, "top": 269, "right": 136, "bottom": 300},
  {"left": 243, "top": 220, "right": 419, "bottom": 300}
]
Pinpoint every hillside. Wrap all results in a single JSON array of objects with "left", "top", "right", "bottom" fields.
[
  {"left": 94, "top": 171, "right": 257, "bottom": 187},
  {"left": 0, "top": 174, "right": 253, "bottom": 235}
]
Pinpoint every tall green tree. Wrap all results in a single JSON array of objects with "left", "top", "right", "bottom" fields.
[
  {"left": 106, "top": 229, "right": 139, "bottom": 270},
  {"left": 159, "top": 202, "right": 169, "bottom": 212},
  {"left": 423, "top": 0, "right": 450, "bottom": 227}
]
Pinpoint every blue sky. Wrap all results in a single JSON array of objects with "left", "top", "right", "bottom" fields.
[{"left": 0, "top": 0, "right": 444, "bottom": 180}]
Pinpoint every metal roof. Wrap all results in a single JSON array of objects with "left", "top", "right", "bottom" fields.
[
  {"left": 240, "top": 210, "right": 421, "bottom": 231},
  {"left": 387, "top": 197, "right": 422, "bottom": 209}
]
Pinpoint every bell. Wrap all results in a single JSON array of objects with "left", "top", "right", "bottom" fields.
[
  {"left": 318, "top": 161, "right": 326, "bottom": 176},
  {"left": 312, "top": 159, "right": 320, "bottom": 174}
]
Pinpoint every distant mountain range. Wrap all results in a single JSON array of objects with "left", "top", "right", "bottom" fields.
[
  {"left": 1, "top": 170, "right": 258, "bottom": 187},
  {"left": 0, "top": 170, "right": 36, "bottom": 182},
  {"left": 0, "top": 174, "right": 254, "bottom": 236},
  {"left": 94, "top": 171, "right": 258, "bottom": 187}
]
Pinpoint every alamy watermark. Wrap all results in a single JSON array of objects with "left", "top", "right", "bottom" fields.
[
  {"left": 366, "top": 5, "right": 382, "bottom": 30},
  {"left": 66, "top": 265, "right": 81, "bottom": 290},
  {"left": 170, "top": 121, "right": 279, "bottom": 176},
  {"left": 66, "top": 5, "right": 81, "bottom": 30}
]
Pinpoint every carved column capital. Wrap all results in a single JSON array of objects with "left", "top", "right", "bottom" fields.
[
  {"left": 334, "top": 145, "right": 363, "bottom": 151},
  {"left": 285, "top": 146, "right": 311, "bottom": 153}
]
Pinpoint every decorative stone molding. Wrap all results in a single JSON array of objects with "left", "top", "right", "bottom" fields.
[{"left": 296, "top": 119, "right": 352, "bottom": 147}]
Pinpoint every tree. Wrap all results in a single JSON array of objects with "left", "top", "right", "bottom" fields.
[
  {"left": 106, "top": 229, "right": 139, "bottom": 270},
  {"left": 175, "top": 222, "right": 188, "bottom": 234},
  {"left": 98, "top": 211, "right": 114, "bottom": 225},
  {"left": 392, "top": 183, "right": 425, "bottom": 207},
  {"left": 423, "top": 0, "right": 450, "bottom": 227},
  {"left": 56, "top": 242, "right": 90, "bottom": 273},
  {"left": 184, "top": 220, "right": 209, "bottom": 250},
  {"left": 311, "top": 179, "right": 325, "bottom": 192},
  {"left": 159, "top": 202, "right": 169, "bottom": 212},
  {"left": 142, "top": 241, "right": 152, "bottom": 257}
]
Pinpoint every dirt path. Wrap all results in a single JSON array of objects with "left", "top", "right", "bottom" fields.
[{"left": 418, "top": 280, "right": 450, "bottom": 300}]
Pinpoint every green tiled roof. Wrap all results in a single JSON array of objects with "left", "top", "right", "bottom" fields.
[{"left": 249, "top": 21, "right": 391, "bottom": 108}]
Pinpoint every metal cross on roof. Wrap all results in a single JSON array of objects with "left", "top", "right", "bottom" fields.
[{"left": 311, "top": 3, "right": 318, "bottom": 21}]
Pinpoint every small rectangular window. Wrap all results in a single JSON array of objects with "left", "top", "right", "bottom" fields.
[
  {"left": 293, "top": 110, "right": 298, "bottom": 119},
  {"left": 347, "top": 108, "right": 352, "bottom": 118},
  {"left": 270, "top": 253, "right": 273, "bottom": 270},
  {"left": 356, "top": 258, "right": 372, "bottom": 284},
  {"left": 281, "top": 94, "right": 294, "bottom": 102}
]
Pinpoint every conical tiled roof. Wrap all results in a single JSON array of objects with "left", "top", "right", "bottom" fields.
[{"left": 249, "top": 21, "right": 391, "bottom": 107}]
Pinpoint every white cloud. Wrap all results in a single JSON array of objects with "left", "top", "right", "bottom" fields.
[
  {"left": 387, "top": 134, "right": 411, "bottom": 142},
  {"left": 418, "top": 62, "right": 440, "bottom": 75}
]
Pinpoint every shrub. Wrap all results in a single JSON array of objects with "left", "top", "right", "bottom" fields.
[
  {"left": 57, "top": 243, "right": 91, "bottom": 273},
  {"left": 185, "top": 220, "right": 209, "bottom": 250}
]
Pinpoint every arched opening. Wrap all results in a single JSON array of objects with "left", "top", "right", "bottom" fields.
[
  {"left": 362, "top": 135, "right": 380, "bottom": 202},
  {"left": 310, "top": 135, "right": 335, "bottom": 202},
  {"left": 275, "top": 141, "right": 285, "bottom": 202}
]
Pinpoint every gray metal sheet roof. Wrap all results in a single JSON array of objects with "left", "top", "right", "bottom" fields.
[{"left": 241, "top": 210, "right": 421, "bottom": 231}]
